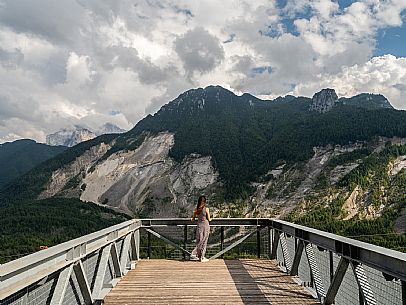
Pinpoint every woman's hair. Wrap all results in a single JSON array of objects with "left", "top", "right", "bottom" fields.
[{"left": 196, "top": 195, "right": 206, "bottom": 214}]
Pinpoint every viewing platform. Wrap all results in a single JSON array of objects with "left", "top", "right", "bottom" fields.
[
  {"left": 1, "top": 218, "right": 405, "bottom": 305},
  {"left": 104, "top": 259, "right": 318, "bottom": 305}
]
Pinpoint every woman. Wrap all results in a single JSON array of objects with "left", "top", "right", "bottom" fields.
[{"left": 191, "top": 195, "right": 212, "bottom": 262}]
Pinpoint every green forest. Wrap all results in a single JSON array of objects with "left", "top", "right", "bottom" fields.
[{"left": 0, "top": 198, "right": 129, "bottom": 264}]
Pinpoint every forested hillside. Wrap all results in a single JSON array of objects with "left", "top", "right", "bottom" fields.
[{"left": 0, "top": 139, "right": 66, "bottom": 189}]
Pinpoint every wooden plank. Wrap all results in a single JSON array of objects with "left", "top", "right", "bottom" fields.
[{"left": 103, "top": 259, "right": 320, "bottom": 305}]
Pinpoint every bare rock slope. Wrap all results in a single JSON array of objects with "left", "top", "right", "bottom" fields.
[{"left": 42, "top": 132, "right": 219, "bottom": 217}]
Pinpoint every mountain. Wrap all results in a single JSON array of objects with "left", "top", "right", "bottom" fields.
[
  {"left": 310, "top": 89, "right": 393, "bottom": 113},
  {"left": 0, "top": 139, "right": 66, "bottom": 190},
  {"left": 46, "top": 126, "right": 96, "bottom": 147},
  {"left": 339, "top": 93, "right": 393, "bottom": 110},
  {"left": 2, "top": 85, "right": 406, "bottom": 258},
  {"left": 46, "top": 123, "right": 126, "bottom": 147},
  {"left": 96, "top": 123, "right": 126, "bottom": 136}
]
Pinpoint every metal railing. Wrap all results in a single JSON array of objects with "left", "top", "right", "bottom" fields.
[
  {"left": 1, "top": 218, "right": 405, "bottom": 305},
  {"left": 0, "top": 220, "right": 141, "bottom": 305}
]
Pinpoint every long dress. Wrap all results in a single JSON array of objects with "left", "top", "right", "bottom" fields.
[{"left": 192, "top": 208, "right": 210, "bottom": 258}]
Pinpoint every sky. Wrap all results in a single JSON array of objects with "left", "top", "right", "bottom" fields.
[{"left": 0, "top": 0, "right": 406, "bottom": 143}]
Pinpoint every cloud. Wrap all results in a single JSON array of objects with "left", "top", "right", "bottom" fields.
[
  {"left": 0, "top": 48, "right": 23, "bottom": 69},
  {"left": 66, "top": 52, "right": 95, "bottom": 85},
  {"left": 174, "top": 27, "right": 225, "bottom": 77},
  {"left": 0, "top": 0, "right": 405, "bottom": 143},
  {"left": 295, "top": 55, "right": 406, "bottom": 109},
  {"left": 0, "top": 0, "right": 89, "bottom": 44}
]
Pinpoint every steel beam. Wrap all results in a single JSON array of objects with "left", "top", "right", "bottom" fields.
[
  {"left": 131, "top": 229, "right": 140, "bottom": 261},
  {"left": 111, "top": 242, "right": 122, "bottom": 278},
  {"left": 210, "top": 226, "right": 265, "bottom": 260},
  {"left": 324, "top": 257, "right": 349, "bottom": 305},
  {"left": 183, "top": 225, "right": 188, "bottom": 260},
  {"left": 220, "top": 226, "right": 225, "bottom": 259},
  {"left": 267, "top": 226, "right": 272, "bottom": 259},
  {"left": 73, "top": 261, "right": 93, "bottom": 305},
  {"left": 290, "top": 240, "right": 304, "bottom": 276},
  {"left": 119, "top": 234, "right": 132, "bottom": 274},
  {"left": 50, "top": 264, "right": 73, "bottom": 305},
  {"left": 270, "top": 229, "right": 280, "bottom": 260},
  {"left": 145, "top": 228, "right": 192, "bottom": 257},
  {"left": 257, "top": 227, "right": 261, "bottom": 258},
  {"left": 92, "top": 245, "right": 111, "bottom": 300},
  {"left": 142, "top": 218, "right": 271, "bottom": 227}
]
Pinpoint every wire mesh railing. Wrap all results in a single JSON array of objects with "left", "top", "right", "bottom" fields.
[{"left": 1, "top": 218, "right": 405, "bottom": 305}]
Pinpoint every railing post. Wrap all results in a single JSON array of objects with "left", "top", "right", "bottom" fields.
[
  {"left": 183, "top": 225, "right": 187, "bottom": 260},
  {"left": 402, "top": 280, "right": 406, "bottom": 305},
  {"left": 329, "top": 250, "right": 334, "bottom": 284},
  {"left": 257, "top": 226, "right": 261, "bottom": 258},
  {"left": 267, "top": 226, "right": 272, "bottom": 259},
  {"left": 148, "top": 230, "right": 152, "bottom": 259},
  {"left": 220, "top": 226, "right": 225, "bottom": 259},
  {"left": 270, "top": 230, "right": 280, "bottom": 260}
]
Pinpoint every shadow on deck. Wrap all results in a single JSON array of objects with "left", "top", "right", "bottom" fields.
[{"left": 104, "top": 259, "right": 320, "bottom": 305}]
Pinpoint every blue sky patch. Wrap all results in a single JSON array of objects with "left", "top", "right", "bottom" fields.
[
  {"left": 375, "top": 16, "right": 406, "bottom": 57},
  {"left": 110, "top": 110, "right": 121, "bottom": 116},
  {"left": 251, "top": 66, "right": 273, "bottom": 75}
]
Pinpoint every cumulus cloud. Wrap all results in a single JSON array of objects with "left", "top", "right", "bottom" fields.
[
  {"left": 0, "top": 48, "right": 23, "bottom": 69},
  {"left": 295, "top": 55, "right": 406, "bottom": 109},
  {"left": 175, "top": 27, "right": 225, "bottom": 77},
  {"left": 0, "top": 0, "right": 405, "bottom": 143}
]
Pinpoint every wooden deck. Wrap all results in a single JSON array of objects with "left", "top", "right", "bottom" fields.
[{"left": 104, "top": 259, "right": 320, "bottom": 305}]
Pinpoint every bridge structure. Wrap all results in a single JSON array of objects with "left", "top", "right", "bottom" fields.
[{"left": 0, "top": 218, "right": 405, "bottom": 305}]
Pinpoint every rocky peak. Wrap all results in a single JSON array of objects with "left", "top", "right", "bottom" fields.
[
  {"left": 310, "top": 88, "right": 338, "bottom": 113},
  {"left": 47, "top": 123, "right": 126, "bottom": 147},
  {"left": 46, "top": 126, "right": 96, "bottom": 147},
  {"left": 96, "top": 123, "right": 126, "bottom": 136}
]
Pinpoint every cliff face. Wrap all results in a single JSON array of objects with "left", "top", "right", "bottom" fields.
[
  {"left": 41, "top": 132, "right": 219, "bottom": 217},
  {"left": 309, "top": 88, "right": 339, "bottom": 113}
]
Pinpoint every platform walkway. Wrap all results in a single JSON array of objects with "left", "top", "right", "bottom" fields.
[{"left": 104, "top": 259, "right": 320, "bottom": 305}]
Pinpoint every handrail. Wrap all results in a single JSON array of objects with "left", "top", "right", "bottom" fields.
[
  {"left": 0, "top": 219, "right": 141, "bottom": 300},
  {"left": 271, "top": 219, "right": 406, "bottom": 282},
  {"left": 141, "top": 217, "right": 270, "bottom": 226},
  {"left": 141, "top": 218, "right": 406, "bottom": 281},
  {"left": 1, "top": 217, "right": 405, "bottom": 305}
]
